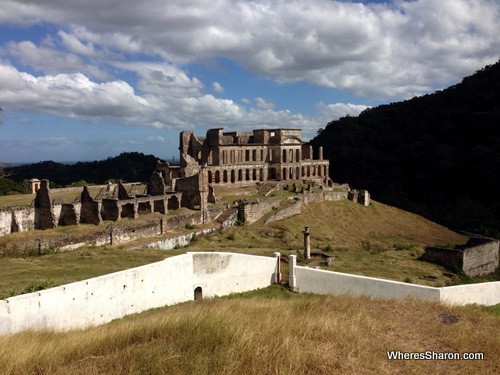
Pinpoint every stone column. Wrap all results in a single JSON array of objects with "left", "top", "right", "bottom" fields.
[
  {"left": 288, "top": 254, "right": 297, "bottom": 290},
  {"left": 303, "top": 226, "right": 311, "bottom": 259},
  {"left": 319, "top": 146, "right": 323, "bottom": 160},
  {"left": 273, "top": 252, "right": 281, "bottom": 283},
  {"left": 308, "top": 145, "right": 313, "bottom": 160}
]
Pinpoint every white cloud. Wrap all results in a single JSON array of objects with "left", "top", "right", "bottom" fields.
[
  {"left": 0, "top": 62, "right": 318, "bottom": 134},
  {"left": 1, "top": 0, "right": 498, "bottom": 99},
  {"left": 3, "top": 40, "right": 109, "bottom": 80},
  {"left": 212, "top": 82, "right": 224, "bottom": 93},
  {"left": 316, "top": 102, "right": 371, "bottom": 123},
  {"left": 254, "top": 97, "right": 275, "bottom": 110}
]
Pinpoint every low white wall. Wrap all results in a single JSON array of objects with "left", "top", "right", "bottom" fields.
[
  {"left": 0, "top": 252, "right": 278, "bottom": 336},
  {"left": 191, "top": 252, "right": 278, "bottom": 298},
  {"left": 440, "top": 282, "right": 500, "bottom": 306},
  {"left": 292, "top": 263, "right": 500, "bottom": 306},
  {"left": 295, "top": 266, "right": 440, "bottom": 302}
]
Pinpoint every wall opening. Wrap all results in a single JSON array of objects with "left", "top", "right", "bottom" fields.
[{"left": 194, "top": 286, "right": 203, "bottom": 300}]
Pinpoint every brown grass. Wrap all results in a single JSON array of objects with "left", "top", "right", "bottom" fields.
[{"left": 0, "top": 286, "right": 498, "bottom": 375}]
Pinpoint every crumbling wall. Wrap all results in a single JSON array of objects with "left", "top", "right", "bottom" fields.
[
  {"left": 422, "top": 238, "right": 499, "bottom": 277},
  {"left": 421, "top": 247, "right": 463, "bottom": 273},
  {"left": 265, "top": 199, "right": 303, "bottom": 224},
  {"left": 147, "top": 172, "right": 166, "bottom": 195},
  {"left": 34, "top": 180, "right": 56, "bottom": 230},
  {"left": 58, "top": 203, "right": 80, "bottom": 226},
  {"left": 461, "top": 239, "right": 499, "bottom": 277},
  {"left": 237, "top": 199, "right": 283, "bottom": 224},
  {"left": 80, "top": 187, "right": 102, "bottom": 225},
  {"left": 0, "top": 210, "right": 12, "bottom": 236}
]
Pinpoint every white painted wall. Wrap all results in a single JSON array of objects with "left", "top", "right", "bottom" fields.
[
  {"left": 191, "top": 252, "right": 278, "bottom": 298},
  {"left": 440, "top": 282, "right": 500, "bottom": 306},
  {"left": 0, "top": 252, "right": 278, "bottom": 336},
  {"left": 292, "top": 265, "right": 500, "bottom": 306},
  {"left": 295, "top": 266, "right": 440, "bottom": 302}
]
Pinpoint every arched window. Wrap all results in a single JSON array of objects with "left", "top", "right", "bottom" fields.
[{"left": 215, "top": 170, "right": 220, "bottom": 183}]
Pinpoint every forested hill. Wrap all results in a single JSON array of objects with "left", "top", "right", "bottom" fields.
[
  {"left": 310, "top": 61, "right": 500, "bottom": 238},
  {"left": 5, "top": 152, "right": 161, "bottom": 187}
]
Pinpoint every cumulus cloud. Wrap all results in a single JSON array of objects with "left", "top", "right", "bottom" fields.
[
  {"left": 255, "top": 97, "right": 275, "bottom": 110},
  {"left": 1, "top": 0, "right": 498, "bottom": 99},
  {"left": 212, "top": 82, "right": 224, "bottom": 93},
  {"left": 316, "top": 102, "right": 371, "bottom": 123},
  {"left": 0, "top": 62, "right": 317, "bottom": 134}
]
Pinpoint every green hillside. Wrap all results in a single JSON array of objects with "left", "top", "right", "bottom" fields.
[{"left": 310, "top": 61, "right": 500, "bottom": 238}]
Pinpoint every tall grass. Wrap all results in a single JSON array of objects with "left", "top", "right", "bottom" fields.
[{"left": 0, "top": 287, "right": 498, "bottom": 374}]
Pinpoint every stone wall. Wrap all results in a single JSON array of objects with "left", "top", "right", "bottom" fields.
[
  {"left": 420, "top": 247, "right": 464, "bottom": 273},
  {"left": 265, "top": 199, "right": 303, "bottom": 224},
  {"left": 237, "top": 199, "right": 283, "bottom": 224},
  {"left": 422, "top": 238, "right": 499, "bottom": 277},
  {"left": 461, "top": 239, "right": 499, "bottom": 277}
]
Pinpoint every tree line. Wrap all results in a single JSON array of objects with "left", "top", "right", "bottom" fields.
[{"left": 2, "top": 152, "right": 161, "bottom": 193}]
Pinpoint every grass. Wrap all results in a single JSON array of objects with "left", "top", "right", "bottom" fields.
[
  {"left": 0, "top": 246, "right": 183, "bottom": 295},
  {"left": 185, "top": 199, "right": 468, "bottom": 286},
  {"left": 0, "top": 285, "right": 498, "bottom": 375}
]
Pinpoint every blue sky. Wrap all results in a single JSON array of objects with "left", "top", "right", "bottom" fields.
[{"left": 1, "top": 0, "right": 499, "bottom": 163}]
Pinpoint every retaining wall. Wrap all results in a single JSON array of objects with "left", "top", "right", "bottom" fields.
[
  {"left": 295, "top": 266, "right": 440, "bottom": 302},
  {"left": 0, "top": 252, "right": 279, "bottom": 336},
  {"left": 289, "top": 257, "right": 500, "bottom": 306}
]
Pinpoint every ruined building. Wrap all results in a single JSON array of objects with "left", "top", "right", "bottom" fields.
[{"left": 158, "top": 128, "right": 331, "bottom": 187}]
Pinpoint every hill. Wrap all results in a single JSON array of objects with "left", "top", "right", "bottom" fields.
[
  {"left": 4, "top": 152, "right": 161, "bottom": 187},
  {"left": 0, "top": 285, "right": 498, "bottom": 374},
  {"left": 310, "top": 61, "right": 500, "bottom": 238}
]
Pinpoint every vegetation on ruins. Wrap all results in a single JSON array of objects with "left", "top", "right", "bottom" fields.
[
  {"left": 0, "top": 285, "right": 498, "bottom": 374},
  {"left": 311, "top": 60, "right": 500, "bottom": 238}
]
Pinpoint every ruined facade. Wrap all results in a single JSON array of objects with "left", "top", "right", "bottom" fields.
[{"left": 162, "top": 128, "right": 331, "bottom": 186}]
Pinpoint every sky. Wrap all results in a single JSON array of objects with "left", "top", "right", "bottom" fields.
[{"left": 0, "top": 0, "right": 499, "bottom": 163}]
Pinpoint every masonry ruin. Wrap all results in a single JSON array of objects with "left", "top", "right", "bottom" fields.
[
  {"left": 0, "top": 127, "right": 372, "bottom": 241},
  {"left": 158, "top": 128, "right": 331, "bottom": 187},
  {"left": 422, "top": 237, "right": 499, "bottom": 277}
]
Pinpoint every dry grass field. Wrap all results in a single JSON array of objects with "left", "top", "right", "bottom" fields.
[{"left": 0, "top": 285, "right": 498, "bottom": 375}]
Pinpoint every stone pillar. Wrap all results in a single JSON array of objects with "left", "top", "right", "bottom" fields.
[
  {"left": 308, "top": 145, "right": 313, "bottom": 160},
  {"left": 273, "top": 252, "right": 281, "bottom": 283},
  {"left": 288, "top": 254, "right": 297, "bottom": 290},
  {"left": 358, "top": 190, "right": 370, "bottom": 206},
  {"left": 319, "top": 146, "right": 323, "bottom": 160},
  {"left": 303, "top": 226, "right": 311, "bottom": 260}
]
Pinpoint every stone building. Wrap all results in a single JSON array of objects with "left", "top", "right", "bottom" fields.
[{"left": 159, "top": 128, "right": 331, "bottom": 187}]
